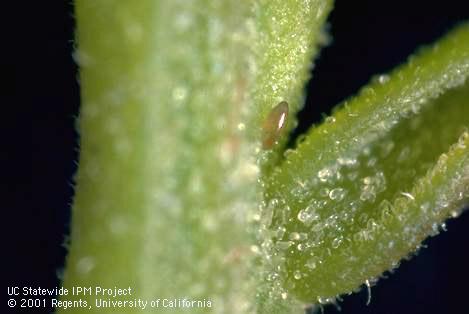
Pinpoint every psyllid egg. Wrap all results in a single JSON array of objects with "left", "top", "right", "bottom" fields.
[{"left": 262, "top": 101, "right": 289, "bottom": 149}]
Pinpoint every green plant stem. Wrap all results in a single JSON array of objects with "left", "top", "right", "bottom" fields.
[
  {"left": 62, "top": 1, "right": 332, "bottom": 313},
  {"left": 261, "top": 23, "right": 469, "bottom": 303}
]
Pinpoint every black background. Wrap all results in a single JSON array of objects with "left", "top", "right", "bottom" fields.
[{"left": 19, "top": 0, "right": 469, "bottom": 313}]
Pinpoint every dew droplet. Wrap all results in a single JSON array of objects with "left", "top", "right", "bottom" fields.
[
  {"left": 293, "top": 270, "right": 302, "bottom": 280},
  {"left": 297, "top": 243, "right": 306, "bottom": 251},
  {"left": 289, "top": 232, "right": 308, "bottom": 241},
  {"left": 317, "top": 168, "right": 332, "bottom": 182},
  {"left": 363, "top": 176, "right": 372, "bottom": 185},
  {"left": 441, "top": 223, "right": 447, "bottom": 232},
  {"left": 297, "top": 204, "right": 320, "bottom": 225},
  {"left": 331, "top": 237, "right": 342, "bottom": 249},
  {"left": 377, "top": 74, "right": 390, "bottom": 84},
  {"left": 329, "top": 187, "right": 346, "bottom": 201},
  {"left": 267, "top": 272, "right": 279, "bottom": 282},
  {"left": 250, "top": 245, "right": 260, "bottom": 254}
]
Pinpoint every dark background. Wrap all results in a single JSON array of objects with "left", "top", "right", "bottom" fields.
[{"left": 20, "top": 0, "right": 469, "bottom": 313}]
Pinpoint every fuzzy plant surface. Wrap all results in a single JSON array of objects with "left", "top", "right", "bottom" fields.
[{"left": 61, "top": 0, "right": 469, "bottom": 313}]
